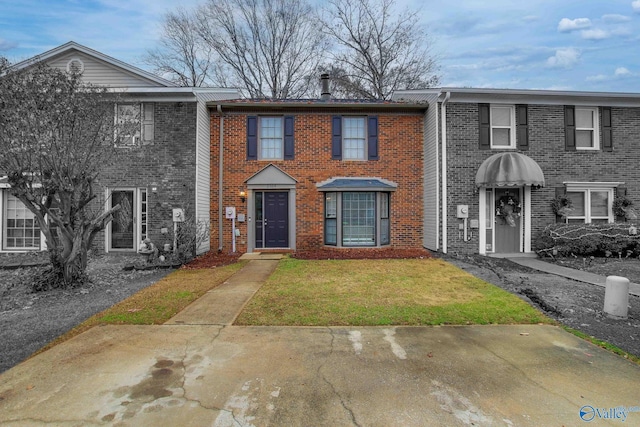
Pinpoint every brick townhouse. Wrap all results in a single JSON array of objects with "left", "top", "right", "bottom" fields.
[
  {"left": 0, "top": 42, "right": 238, "bottom": 254},
  {"left": 394, "top": 88, "right": 640, "bottom": 256},
  {"left": 208, "top": 86, "right": 427, "bottom": 253}
]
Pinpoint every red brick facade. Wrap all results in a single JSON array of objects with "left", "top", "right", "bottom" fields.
[{"left": 210, "top": 104, "right": 425, "bottom": 253}]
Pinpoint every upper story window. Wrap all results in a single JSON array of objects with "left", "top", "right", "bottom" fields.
[
  {"left": 479, "top": 104, "right": 527, "bottom": 150},
  {"left": 343, "top": 117, "right": 367, "bottom": 160},
  {"left": 115, "top": 103, "right": 154, "bottom": 147},
  {"left": 246, "top": 116, "right": 294, "bottom": 160},
  {"left": 490, "top": 105, "right": 516, "bottom": 148},
  {"left": 575, "top": 107, "right": 599, "bottom": 150},
  {"left": 259, "top": 117, "right": 284, "bottom": 160},
  {"left": 331, "top": 115, "right": 379, "bottom": 161},
  {"left": 564, "top": 106, "right": 605, "bottom": 151}
]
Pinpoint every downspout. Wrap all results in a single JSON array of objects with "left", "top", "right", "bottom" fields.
[
  {"left": 217, "top": 104, "right": 224, "bottom": 252},
  {"left": 440, "top": 91, "right": 451, "bottom": 254}
]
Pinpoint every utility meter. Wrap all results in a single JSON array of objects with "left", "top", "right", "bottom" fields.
[
  {"left": 456, "top": 205, "right": 469, "bottom": 219},
  {"left": 172, "top": 208, "right": 185, "bottom": 222}
]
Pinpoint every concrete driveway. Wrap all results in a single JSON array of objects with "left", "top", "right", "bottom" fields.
[
  {"left": 1, "top": 323, "right": 639, "bottom": 426},
  {"left": 2, "top": 258, "right": 640, "bottom": 426}
]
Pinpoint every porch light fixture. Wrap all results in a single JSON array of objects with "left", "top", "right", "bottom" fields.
[{"left": 239, "top": 191, "right": 246, "bottom": 203}]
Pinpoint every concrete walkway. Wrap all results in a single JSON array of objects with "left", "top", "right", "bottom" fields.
[
  {"left": 1, "top": 256, "right": 640, "bottom": 426},
  {"left": 509, "top": 257, "right": 640, "bottom": 297}
]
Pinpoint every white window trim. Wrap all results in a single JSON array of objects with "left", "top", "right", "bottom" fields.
[
  {"left": 575, "top": 106, "right": 600, "bottom": 151},
  {"left": 324, "top": 191, "right": 390, "bottom": 247},
  {"left": 114, "top": 103, "right": 154, "bottom": 147},
  {"left": 105, "top": 188, "right": 147, "bottom": 252},
  {"left": 258, "top": 116, "right": 284, "bottom": 160},
  {"left": 342, "top": 116, "right": 368, "bottom": 160},
  {"left": 490, "top": 105, "right": 516, "bottom": 149},
  {"left": 564, "top": 182, "right": 618, "bottom": 223}
]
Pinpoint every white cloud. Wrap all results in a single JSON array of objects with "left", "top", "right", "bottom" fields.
[
  {"left": 581, "top": 29, "right": 609, "bottom": 40},
  {"left": 587, "top": 67, "right": 635, "bottom": 82},
  {"left": 0, "top": 38, "right": 18, "bottom": 51},
  {"left": 586, "top": 74, "right": 607, "bottom": 82},
  {"left": 633, "top": 1, "right": 640, "bottom": 13},
  {"left": 602, "top": 14, "right": 631, "bottom": 23},
  {"left": 558, "top": 18, "right": 591, "bottom": 32},
  {"left": 546, "top": 48, "right": 581, "bottom": 68}
]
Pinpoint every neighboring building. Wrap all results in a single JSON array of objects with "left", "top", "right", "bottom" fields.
[
  {"left": 394, "top": 88, "right": 640, "bottom": 256},
  {"left": 208, "top": 93, "right": 427, "bottom": 253},
  {"left": 0, "top": 42, "right": 238, "bottom": 254}
]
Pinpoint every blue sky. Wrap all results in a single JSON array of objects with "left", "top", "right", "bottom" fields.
[{"left": 1, "top": 0, "right": 639, "bottom": 92}]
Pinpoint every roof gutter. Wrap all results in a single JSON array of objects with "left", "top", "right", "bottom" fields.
[{"left": 217, "top": 104, "right": 224, "bottom": 252}]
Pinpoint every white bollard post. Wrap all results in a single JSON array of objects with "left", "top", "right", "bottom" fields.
[{"left": 604, "top": 276, "right": 630, "bottom": 319}]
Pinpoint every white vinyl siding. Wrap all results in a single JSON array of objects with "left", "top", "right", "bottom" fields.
[
  {"left": 195, "top": 95, "right": 211, "bottom": 254},
  {"left": 47, "top": 51, "right": 160, "bottom": 87}
]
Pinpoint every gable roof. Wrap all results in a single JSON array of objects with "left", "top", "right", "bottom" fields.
[{"left": 11, "top": 41, "right": 177, "bottom": 88}]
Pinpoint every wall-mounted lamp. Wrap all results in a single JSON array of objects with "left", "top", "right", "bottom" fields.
[{"left": 239, "top": 191, "right": 246, "bottom": 203}]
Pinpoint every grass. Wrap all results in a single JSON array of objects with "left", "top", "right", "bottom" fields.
[
  {"left": 34, "top": 262, "right": 245, "bottom": 355},
  {"left": 563, "top": 326, "right": 640, "bottom": 365},
  {"left": 235, "top": 257, "right": 553, "bottom": 326}
]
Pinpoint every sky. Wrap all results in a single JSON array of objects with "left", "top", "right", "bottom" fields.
[{"left": 0, "top": 0, "right": 639, "bottom": 93}]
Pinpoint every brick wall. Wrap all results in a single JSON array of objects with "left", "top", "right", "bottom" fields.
[
  {"left": 210, "top": 109, "right": 424, "bottom": 253},
  {"left": 444, "top": 102, "right": 640, "bottom": 254},
  {"left": 92, "top": 101, "right": 198, "bottom": 251}
]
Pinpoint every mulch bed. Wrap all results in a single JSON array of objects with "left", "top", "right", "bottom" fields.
[{"left": 293, "top": 247, "right": 432, "bottom": 260}]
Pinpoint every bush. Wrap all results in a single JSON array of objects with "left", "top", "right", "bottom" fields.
[{"left": 533, "top": 223, "right": 640, "bottom": 257}]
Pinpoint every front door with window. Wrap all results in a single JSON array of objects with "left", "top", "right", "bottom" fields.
[
  {"left": 494, "top": 188, "right": 521, "bottom": 253},
  {"left": 255, "top": 191, "right": 289, "bottom": 248},
  {"left": 110, "top": 190, "right": 134, "bottom": 250},
  {"left": 108, "top": 188, "right": 147, "bottom": 251}
]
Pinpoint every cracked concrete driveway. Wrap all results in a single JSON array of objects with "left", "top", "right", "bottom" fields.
[{"left": 1, "top": 323, "right": 640, "bottom": 426}]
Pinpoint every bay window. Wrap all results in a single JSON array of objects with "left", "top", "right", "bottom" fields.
[{"left": 324, "top": 192, "right": 391, "bottom": 247}]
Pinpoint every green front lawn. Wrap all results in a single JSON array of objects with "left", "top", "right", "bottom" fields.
[{"left": 235, "top": 257, "right": 553, "bottom": 326}]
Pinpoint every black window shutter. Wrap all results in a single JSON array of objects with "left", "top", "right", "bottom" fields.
[
  {"left": 602, "top": 107, "right": 613, "bottom": 152},
  {"left": 555, "top": 187, "right": 566, "bottom": 223},
  {"left": 367, "top": 116, "right": 379, "bottom": 160},
  {"left": 478, "top": 103, "right": 490, "bottom": 150},
  {"left": 331, "top": 116, "right": 342, "bottom": 160},
  {"left": 284, "top": 115, "right": 295, "bottom": 159},
  {"left": 516, "top": 104, "right": 529, "bottom": 150},
  {"left": 564, "top": 106, "right": 576, "bottom": 151},
  {"left": 247, "top": 116, "right": 258, "bottom": 160}
]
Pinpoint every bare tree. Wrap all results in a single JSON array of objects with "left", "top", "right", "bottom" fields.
[
  {"left": 0, "top": 62, "right": 136, "bottom": 287},
  {"left": 144, "top": 7, "right": 221, "bottom": 87},
  {"left": 319, "top": 0, "right": 439, "bottom": 100},
  {"left": 196, "top": 0, "right": 328, "bottom": 98}
]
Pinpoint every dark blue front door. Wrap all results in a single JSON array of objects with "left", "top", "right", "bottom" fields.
[{"left": 255, "top": 192, "right": 289, "bottom": 248}]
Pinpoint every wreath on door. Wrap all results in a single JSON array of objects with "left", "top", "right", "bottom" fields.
[{"left": 496, "top": 194, "right": 521, "bottom": 227}]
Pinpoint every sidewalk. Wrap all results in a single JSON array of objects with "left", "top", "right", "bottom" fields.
[{"left": 509, "top": 257, "right": 640, "bottom": 297}]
